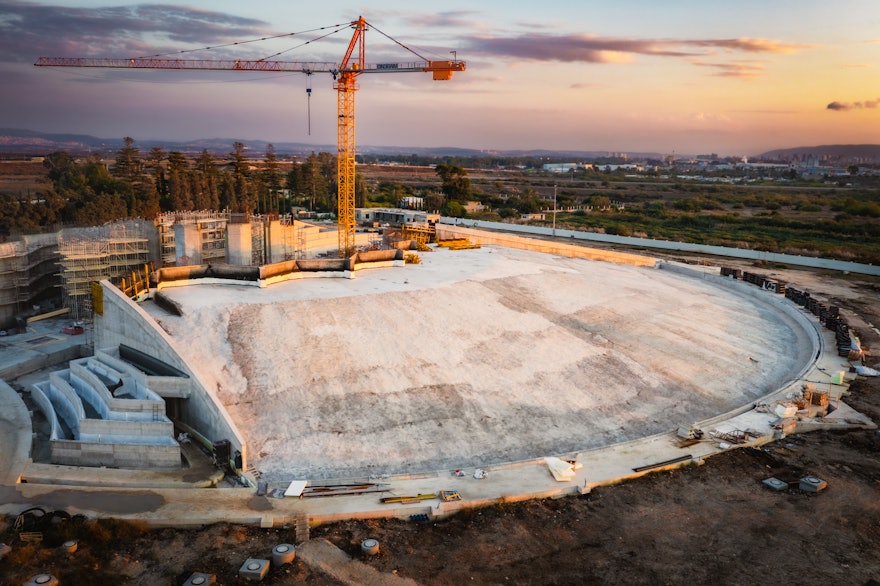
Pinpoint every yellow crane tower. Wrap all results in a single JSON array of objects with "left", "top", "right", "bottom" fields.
[{"left": 36, "top": 16, "right": 465, "bottom": 257}]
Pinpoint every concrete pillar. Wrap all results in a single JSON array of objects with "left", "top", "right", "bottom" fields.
[
  {"left": 174, "top": 224, "right": 201, "bottom": 266},
  {"left": 266, "top": 220, "right": 287, "bottom": 265},
  {"left": 226, "top": 223, "right": 252, "bottom": 266}
]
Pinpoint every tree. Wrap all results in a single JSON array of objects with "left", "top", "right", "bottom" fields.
[
  {"left": 261, "top": 144, "right": 283, "bottom": 213},
  {"left": 192, "top": 150, "right": 220, "bottom": 210},
  {"left": 436, "top": 164, "right": 471, "bottom": 202},
  {"left": 296, "top": 152, "right": 331, "bottom": 211},
  {"left": 165, "top": 151, "right": 192, "bottom": 211},
  {"left": 43, "top": 151, "right": 76, "bottom": 181},
  {"left": 113, "top": 136, "right": 142, "bottom": 182},
  {"left": 229, "top": 142, "right": 251, "bottom": 212},
  {"left": 443, "top": 200, "right": 467, "bottom": 218}
]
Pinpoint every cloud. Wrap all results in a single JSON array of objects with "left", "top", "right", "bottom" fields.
[
  {"left": 462, "top": 32, "right": 810, "bottom": 63},
  {"left": 399, "top": 11, "right": 482, "bottom": 29},
  {"left": 691, "top": 60, "right": 765, "bottom": 79},
  {"left": 827, "top": 98, "right": 880, "bottom": 111},
  {"left": 0, "top": 1, "right": 272, "bottom": 62},
  {"left": 689, "top": 37, "right": 809, "bottom": 54}
]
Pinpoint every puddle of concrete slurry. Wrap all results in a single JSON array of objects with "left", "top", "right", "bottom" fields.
[{"left": 32, "top": 489, "right": 166, "bottom": 514}]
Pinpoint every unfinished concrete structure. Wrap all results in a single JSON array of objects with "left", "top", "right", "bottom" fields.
[
  {"left": 132, "top": 241, "right": 816, "bottom": 482},
  {"left": 29, "top": 350, "right": 183, "bottom": 468},
  {"left": 0, "top": 215, "right": 376, "bottom": 328},
  {"left": 0, "top": 234, "right": 60, "bottom": 329}
]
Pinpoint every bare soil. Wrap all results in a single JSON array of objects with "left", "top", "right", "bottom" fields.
[{"left": 1, "top": 262, "right": 879, "bottom": 586}]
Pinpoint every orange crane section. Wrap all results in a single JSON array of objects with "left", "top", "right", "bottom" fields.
[{"left": 35, "top": 16, "right": 465, "bottom": 257}]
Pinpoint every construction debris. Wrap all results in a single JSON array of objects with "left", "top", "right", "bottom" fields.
[
  {"left": 299, "top": 483, "right": 391, "bottom": 498},
  {"left": 380, "top": 493, "right": 436, "bottom": 504},
  {"left": 437, "top": 238, "right": 481, "bottom": 250},
  {"left": 632, "top": 454, "right": 692, "bottom": 473},
  {"left": 439, "top": 490, "right": 462, "bottom": 502},
  {"left": 544, "top": 457, "right": 577, "bottom": 481}
]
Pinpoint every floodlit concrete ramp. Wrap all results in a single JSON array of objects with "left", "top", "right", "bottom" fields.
[{"left": 146, "top": 246, "right": 813, "bottom": 481}]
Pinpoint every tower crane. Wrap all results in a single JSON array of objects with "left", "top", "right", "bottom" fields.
[{"left": 35, "top": 16, "right": 465, "bottom": 257}]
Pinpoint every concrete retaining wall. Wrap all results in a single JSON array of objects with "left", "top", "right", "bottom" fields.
[
  {"left": 154, "top": 251, "right": 405, "bottom": 291},
  {"left": 47, "top": 373, "right": 85, "bottom": 426},
  {"left": 79, "top": 418, "right": 173, "bottom": 438},
  {"left": 435, "top": 224, "right": 657, "bottom": 267},
  {"left": 33, "top": 381, "right": 76, "bottom": 440},
  {"left": 93, "top": 281, "right": 248, "bottom": 470},
  {"left": 145, "top": 376, "right": 191, "bottom": 399},
  {"left": 50, "top": 438, "right": 181, "bottom": 469},
  {"left": 28, "top": 384, "right": 58, "bottom": 438},
  {"left": 440, "top": 217, "right": 880, "bottom": 276},
  {"left": 0, "top": 344, "right": 85, "bottom": 381}
]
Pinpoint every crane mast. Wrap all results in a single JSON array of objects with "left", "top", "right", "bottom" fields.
[
  {"left": 335, "top": 17, "right": 366, "bottom": 257},
  {"left": 35, "top": 16, "right": 465, "bottom": 258}
]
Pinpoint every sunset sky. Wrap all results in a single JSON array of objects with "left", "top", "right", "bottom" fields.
[{"left": 1, "top": 0, "right": 878, "bottom": 156}]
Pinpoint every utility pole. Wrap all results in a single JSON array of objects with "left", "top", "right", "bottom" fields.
[{"left": 553, "top": 184, "right": 557, "bottom": 237}]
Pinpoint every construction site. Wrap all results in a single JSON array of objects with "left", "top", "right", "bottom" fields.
[
  {"left": 1, "top": 222, "right": 879, "bottom": 584},
  {"left": 0, "top": 211, "right": 383, "bottom": 333},
  {"left": 1, "top": 14, "right": 878, "bottom": 585}
]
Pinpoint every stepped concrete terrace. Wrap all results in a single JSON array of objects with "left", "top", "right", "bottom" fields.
[{"left": 29, "top": 351, "right": 181, "bottom": 469}]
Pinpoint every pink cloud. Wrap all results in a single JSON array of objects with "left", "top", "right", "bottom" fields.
[{"left": 827, "top": 98, "right": 880, "bottom": 111}]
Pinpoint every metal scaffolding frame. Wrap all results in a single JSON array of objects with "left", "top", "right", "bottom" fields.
[
  {"left": 155, "top": 210, "right": 229, "bottom": 266},
  {"left": 58, "top": 222, "right": 150, "bottom": 320}
]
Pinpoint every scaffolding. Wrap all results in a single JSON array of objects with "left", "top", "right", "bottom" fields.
[
  {"left": 0, "top": 235, "right": 62, "bottom": 328},
  {"left": 273, "top": 216, "right": 305, "bottom": 261},
  {"left": 155, "top": 210, "right": 229, "bottom": 266},
  {"left": 250, "top": 216, "right": 265, "bottom": 266},
  {"left": 401, "top": 222, "right": 435, "bottom": 245},
  {"left": 58, "top": 222, "right": 150, "bottom": 320}
]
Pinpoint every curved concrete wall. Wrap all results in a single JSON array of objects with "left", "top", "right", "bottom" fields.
[
  {"left": 38, "top": 377, "right": 81, "bottom": 439},
  {"left": 29, "top": 383, "right": 60, "bottom": 441},
  {"left": 440, "top": 217, "right": 880, "bottom": 276},
  {"left": 93, "top": 280, "right": 249, "bottom": 469},
  {"left": 436, "top": 224, "right": 656, "bottom": 267},
  {"left": 154, "top": 252, "right": 406, "bottom": 291}
]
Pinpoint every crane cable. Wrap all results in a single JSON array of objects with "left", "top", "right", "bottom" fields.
[
  {"left": 363, "top": 20, "right": 431, "bottom": 62},
  {"left": 134, "top": 22, "right": 350, "bottom": 60}
]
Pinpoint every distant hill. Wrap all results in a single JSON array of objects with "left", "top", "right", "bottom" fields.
[
  {"left": 0, "top": 128, "right": 667, "bottom": 160},
  {"left": 760, "top": 144, "right": 880, "bottom": 162}
]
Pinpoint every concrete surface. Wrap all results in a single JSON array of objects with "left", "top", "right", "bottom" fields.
[
  {"left": 0, "top": 248, "right": 873, "bottom": 530},
  {"left": 148, "top": 245, "right": 815, "bottom": 482}
]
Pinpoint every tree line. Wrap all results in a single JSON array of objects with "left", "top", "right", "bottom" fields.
[{"left": 0, "top": 138, "right": 349, "bottom": 236}]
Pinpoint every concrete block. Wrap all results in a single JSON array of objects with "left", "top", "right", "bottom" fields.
[
  {"left": 799, "top": 476, "right": 828, "bottom": 492},
  {"left": 762, "top": 477, "right": 789, "bottom": 491},
  {"left": 361, "top": 538, "right": 380, "bottom": 556},
  {"left": 272, "top": 543, "right": 296, "bottom": 566},
  {"left": 239, "top": 558, "right": 270, "bottom": 581}
]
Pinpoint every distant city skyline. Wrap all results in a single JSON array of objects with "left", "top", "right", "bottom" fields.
[{"left": 1, "top": 0, "right": 878, "bottom": 156}]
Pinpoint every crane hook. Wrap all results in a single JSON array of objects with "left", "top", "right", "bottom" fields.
[{"left": 306, "top": 72, "right": 312, "bottom": 136}]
